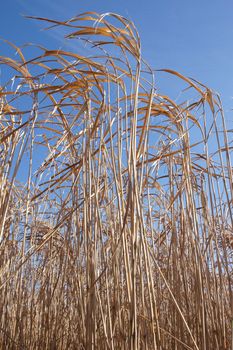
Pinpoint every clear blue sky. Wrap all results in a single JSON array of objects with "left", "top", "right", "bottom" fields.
[{"left": 1, "top": 0, "right": 233, "bottom": 117}]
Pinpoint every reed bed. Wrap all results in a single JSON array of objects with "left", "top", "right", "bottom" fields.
[{"left": 0, "top": 12, "right": 232, "bottom": 349}]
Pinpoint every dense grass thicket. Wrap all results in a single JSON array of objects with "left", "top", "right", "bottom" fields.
[{"left": 0, "top": 12, "right": 232, "bottom": 349}]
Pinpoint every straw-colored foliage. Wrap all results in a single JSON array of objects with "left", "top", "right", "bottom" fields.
[{"left": 0, "top": 12, "right": 232, "bottom": 349}]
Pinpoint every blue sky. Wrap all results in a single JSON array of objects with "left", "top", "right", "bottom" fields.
[{"left": 1, "top": 0, "right": 233, "bottom": 114}]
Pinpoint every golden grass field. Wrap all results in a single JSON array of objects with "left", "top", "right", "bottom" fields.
[{"left": 0, "top": 12, "right": 232, "bottom": 349}]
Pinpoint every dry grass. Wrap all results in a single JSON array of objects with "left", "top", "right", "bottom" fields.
[{"left": 0, "top": 12, "right": 232, "bottom": 349}]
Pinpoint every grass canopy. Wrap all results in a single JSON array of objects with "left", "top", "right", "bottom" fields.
[{"left": 0, "top": 12, "right": 232, "bottom": 350}]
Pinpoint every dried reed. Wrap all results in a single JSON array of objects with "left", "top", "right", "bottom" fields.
[{"left": 0, "top": 12, "right": 232, "bottom": 349}]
